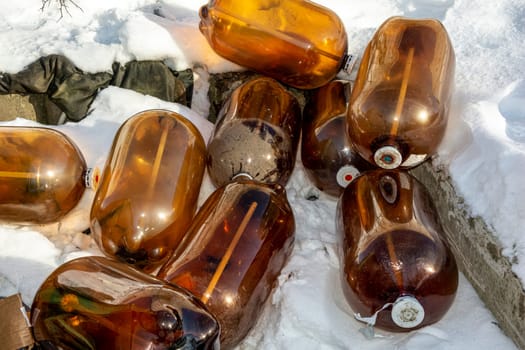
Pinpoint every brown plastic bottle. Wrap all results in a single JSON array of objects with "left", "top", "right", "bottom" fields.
[
  {"left": 157, "top": 178, "right": 295, "bottom": 349},
  {"left": 0, "top": 126, "right": 97, "bottom": 224},
  {"left": 90, "top": 110, "right": 206, "bottom": 272},
  {"left": 30, "top": 256, "right": 220, "bottom": 350},
  {"left": 198, "top": 0, "right": 350, "bottom": 89},
  {"left": 347, "top": 17, "right": 455, "bottom": 169},
  {"left": 207, "top": 77, "right": 301, "bottom": 188},
  {"left": 301, "top": 80, "right": 373, "bottom": 197},
  {"left": 336, "top": 170, "right": 458, "bottom": 332}
]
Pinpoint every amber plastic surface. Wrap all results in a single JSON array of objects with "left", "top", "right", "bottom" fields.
[
  {"left": 301, "top": 80, "right": 373, "bottom": 197},
  {"left": 347, "top": 17, "right": 455, "bottom": 169},
  {"left": 0, "top": 126, "right": 90, "bottom": 224},
  {"left": 199, "top": 0, "right": 348, "bottom": 89},
  {"left": 31, "top": 256, "right": 220, "bottom": 350},
  {"left": 90, "top": 110, "right": 206, "bottom": 271},
  {"left": 207, "top": 77, "right": 301, "bottom": 188},
  {"left": 157, "top": 179, "right": 295, "bottom": 349},
  {"left": 336, "top": 170, "right": 458, "bottom": 332}
]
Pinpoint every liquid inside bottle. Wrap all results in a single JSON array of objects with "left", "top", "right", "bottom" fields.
[
  {"left": 157, "top": 178, "right": 295, "bottom": 349},
  {"left": 31, "top": 256, "right": 220, "bottom": 350},
  {"left": 199, "top": 0, "right": 349, "bottom": 89},
  {"left": 301, "top": 80, "right": 373, "bottom": 197},
  {"left": 90, "top": 110, "right": 206, "bottom": 272},
  {"left": 336, "top": 170, "right": 458, "bottom": 332},
  {"left": 207, "top": 77, "right": 301, "bottom": 188},
  {"left": 347, "top": 16, "right": 455, "bottom": 169},
  {"left": 0, "top": 126, "right": 95, "bottom": 224}
]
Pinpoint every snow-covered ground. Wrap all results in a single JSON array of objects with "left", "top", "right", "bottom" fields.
[{"left": 0, "top": 0, "right": 523, "bottom": 349}]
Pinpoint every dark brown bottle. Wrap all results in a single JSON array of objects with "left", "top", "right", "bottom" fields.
[
  {"left": 207, "top": 77, "right": 301, "bottom": 188},
  {"left": 301, "top": 80, "right": 372, "bottom": 197},
  {"left": 157, "top": 178, "right": 295, "bottom": 349},
  {"left": 198, "top": 0, "right": 350, "bottom": 89},
  {"left": 30, "top": 256, "right": 220, "bottom": 350},
  {"left": 347, "top": 17, "right": 455, "bottom": 169},
  {"left": 90, "top": 109, "right": 206, "bottom": 271},
  {"left": 0, "top": 126, "right": 97, "bottom": 224},
  {"left": 336, "top": 170, "right": 458, "bottom": 332}
]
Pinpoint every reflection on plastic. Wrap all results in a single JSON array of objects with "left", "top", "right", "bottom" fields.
[
  {"left": 30, "top": 256, "right": 220, "bottom": 350},
  {"left": 198, "top": 0, "right": 348, "bottom": 89},
  {"left": 90, "top": 110, "right": 206, "bottom": 271},
  {"left": 207, "top": 77, "right": 301, "bottom": 188},
  {"left": 301, "top": 80, "right": 372, "bottom": 197},
  {"left": 157, "top": 179, "right": 295, "bottom": 349},
  {"left": 347, "top": 17, "right": 455, "bottom": 169},
  {"left": 336, "top": 170, "right": 458, "bottom": 332},
  {"left": 0, "top": 126, "right": 94, "bottom": 224}
]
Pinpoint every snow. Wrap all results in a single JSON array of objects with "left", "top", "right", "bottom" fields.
[{"left": 0, "top": 0, "right": 523, "bottom": 349}]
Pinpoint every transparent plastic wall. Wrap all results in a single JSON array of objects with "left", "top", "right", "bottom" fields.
[
  {"left": 301, "top": 80, "right": 372, "bottom": 197},
  {"left": 31, "top": 256, "right": 220, "bottom": 349},
  {"left": 0, "top": 126, "right": 95, "bottom": 224},
  {"left": 90, "top": 110, "right": 206, "bottom": 271},
  {"left": 207, "top": 77, "right": 301, "bottom": 187},
  {"left": 158, "top": 178, "right": 295, "bottom": 349},
  {"left": 337, "top": 170, "right": 458, "bottom": 332},
  {"left": 199, "top": 0, "right": 349, "bottom": 89}
]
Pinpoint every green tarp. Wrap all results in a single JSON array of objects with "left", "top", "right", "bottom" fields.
[{"left": 0, "top": 55, "right": 193, "bottom": 124}]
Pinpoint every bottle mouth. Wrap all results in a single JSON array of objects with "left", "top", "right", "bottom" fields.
[
  {"left": 391, "top": 295, "right": 425, "bottom": 329},
  {"left": 374, "top": 145, "right": 402, "bottom": 169}
]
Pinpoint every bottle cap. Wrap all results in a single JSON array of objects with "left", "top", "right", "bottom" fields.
[
  {"left": 391, "top": 295, "right": 425, "bottom": 328},
  {"left": 341, "top": 54, "right": 358, "bottom": 75},
  {"left": 336, "top": 165, "right": 360, "bottom": 188},
  {"left": 374, "top": 146, "right": 402, "bottom": 169},
  {"left": 84, "top": 167, "right": 101, "bottom": 190}
]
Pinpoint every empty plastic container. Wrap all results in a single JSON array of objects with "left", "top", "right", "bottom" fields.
[
  {"left": 347, "top": 17, "right": 455, "bottom": 169},
  {"left": 157, "top": 178, "right": 295, "bottom": 349},
  {"left": 207, "top": 77, "right": 301, "bottom": 188},
  {"left": 337, "top": 170, "right": 458, "bottom": 332},
  {"left": 90, "top": 110, "right": 207, "bottom": 271},
  {"left": 0, "top": 126, "right": 96, "bottom": 224},
  {"left": 31, "top": 256, "right": 220, "bottom": 350},
  {"left": 199, "top": 0, "right": 351, "bottom": 89}
]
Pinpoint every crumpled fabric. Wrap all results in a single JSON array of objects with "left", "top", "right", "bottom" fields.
[{"left": 0, "top": 55, "right": 193, "bottom": 124}]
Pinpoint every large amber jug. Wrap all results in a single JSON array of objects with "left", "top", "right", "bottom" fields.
[
  {"left": 301, "top": 80, "right": 372, "bottom": 197},
  {"left": 157, "top": 178, "right": 295, "bottom": 349},
  {"left": 31, "top": 256, "right": 220, "bottom": 350},
  {"left": 90, "top": 110, "right": 206, "bottom": 272},
  {"left": 207, "top": 77, "right": 301, "bottom": 188},
  {"left": 199, "top": 0, "right": 350, "bottom": 89},
  {"left": 337, "top": 170, "right": 457, "bottom": 332},
  {"left": 347, "top": 17, "right": 455, "bottom": 169},
  {"left": 0, "top": 126, "right": 96, "bottom": 224}
]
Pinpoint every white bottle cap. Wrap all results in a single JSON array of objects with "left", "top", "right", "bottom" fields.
[
  {"left": 336, "top": 165, "right": 360, "bottom": 188},
  {"left": 391, "top": 295, "right": 425, "bottom": 329},
  {"left": 374, "top": 145, "right": 402, "bottom": 169},
  {"left": 84, "top": 167, "right": 100, "bottom": 190}
]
